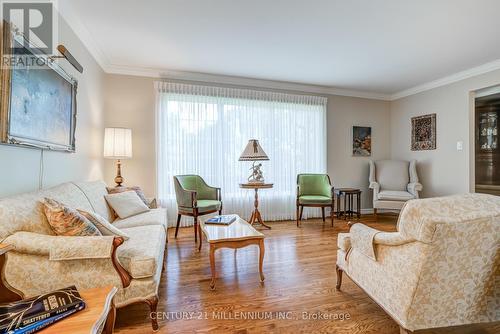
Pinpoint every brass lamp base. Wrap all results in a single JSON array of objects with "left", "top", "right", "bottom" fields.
[{"left": 114, "top": 159, "right": 124, "bottom": 187}]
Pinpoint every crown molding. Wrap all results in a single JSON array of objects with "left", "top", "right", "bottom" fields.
[
  {"left": 391, "top": 59, "right": 500, "bottom": 100},
  {"left": 104, "top": 63, "right": 392, "bottom": 100},
  {"left": 57, "top": 1, "right": 110, "bottom": 71},
  {"left": 57, "top": 3, "right": 500, "bottom": 102}
]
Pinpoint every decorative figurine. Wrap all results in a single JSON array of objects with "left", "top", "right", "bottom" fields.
[{"left": 248, "top": 162, "right": 264, "bottom": 183}]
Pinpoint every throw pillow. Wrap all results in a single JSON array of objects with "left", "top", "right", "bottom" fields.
[
  {"left": 104, "top": 191, "right": 150, "bottom": 219},
  {"left": 107, "top": 186, "right": 150, "bottom": 207},
  {"left": 78, "top": 210, "right": 130, "bottom": 240},
  {"left": 42, "top": 198, "right": 102, "bottom": 236}
]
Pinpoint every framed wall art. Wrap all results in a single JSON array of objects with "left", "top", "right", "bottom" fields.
[
  {"left": 411, "top": 114, "right": 436, "bottom": 150},
  {"left": 352, "top": 126, "right": 371, "bottom": 156}
]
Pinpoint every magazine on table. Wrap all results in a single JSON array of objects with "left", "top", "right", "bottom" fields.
[
  {"left": 0, "top": 285, "right": 85, "bottom": 334},
  {"left": 205, "top": 214, "right": 238, "bottom": 225}
]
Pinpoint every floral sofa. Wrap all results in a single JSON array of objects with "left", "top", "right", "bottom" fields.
[
  {"left": 336, "top": 193, "right": 500, "bottom": 333},
  {"left": 0, "top": 181, "right": 167, "bottom": 330}
]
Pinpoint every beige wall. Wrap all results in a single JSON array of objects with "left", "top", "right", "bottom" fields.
[
  {"left": 103, "top": 74, "right": 391, "bottom": 209},
  {"left": 0, "top": 17, "right": 105, "bottom": 197},
  {"left": 390, "top": 69, "right": 500, "bottom": 198}
]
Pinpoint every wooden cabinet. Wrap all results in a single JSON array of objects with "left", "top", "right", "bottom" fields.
[{"left": 475, "top": 96, "right": 500, "bottom": 196}]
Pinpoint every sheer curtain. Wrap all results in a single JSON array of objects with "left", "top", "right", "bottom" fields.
[{"left": 155, "top": 82, "right": 327, "bottom": 227}]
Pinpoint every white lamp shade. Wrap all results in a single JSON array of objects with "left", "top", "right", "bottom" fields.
[{"left": 104, "top": 128, "right": 133, "bottom": 159}]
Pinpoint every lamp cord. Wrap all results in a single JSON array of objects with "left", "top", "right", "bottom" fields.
[{"left": 39, "top": 149, "right": 44, "bottom": 190}]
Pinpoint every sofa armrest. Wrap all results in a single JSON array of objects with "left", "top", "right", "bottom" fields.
[
  {"left": 350, "top": 223, "right": 381, "bottom": 260},
  {"left": 4, "top": 232, "right": 132, "bottom": 288},
  {"left": 374, "top": 232, "right": 414, "bottom": 246}
]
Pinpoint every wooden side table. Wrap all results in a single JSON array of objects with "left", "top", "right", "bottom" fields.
[
  {"left": 334, "top": 188, "right": 362, "bottom": 220},
  {"left": 39, "top": 286, "right": 118, "bottom": 334},
  {"left": 239, "top": 183, "right": 273, "bottom": 229}
]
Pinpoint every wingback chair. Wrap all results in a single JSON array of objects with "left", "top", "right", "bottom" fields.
[
  {"left": 173, "top": 175, "right": 222, "bottom": 243},
  {"left": 296, "top": 174, "right": 334, "bottom": 227},
  {"left": 369, "top": 160, "right": 422, "bottom": 215},
  {"left": 336, "top": 193, "right": 500, "bottom": 333}
]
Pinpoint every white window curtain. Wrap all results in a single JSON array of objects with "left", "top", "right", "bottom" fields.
[{"left": 155, "top": 82, "right": 327, "bottom": 227}]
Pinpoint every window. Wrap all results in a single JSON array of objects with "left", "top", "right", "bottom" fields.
[{"left": 156, "top": 82, "right": 327, "bottom": 226}]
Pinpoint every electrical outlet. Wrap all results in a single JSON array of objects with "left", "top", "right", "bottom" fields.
[{"left": 456, "top": 141, "right": 463, "bottom": 151}]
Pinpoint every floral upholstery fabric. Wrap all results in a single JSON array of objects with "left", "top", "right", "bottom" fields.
[
  {"left": 397, "top": 193, "right": 500, "bottom": 243},
  {"left": 113, "top": 208, "right": 167, "bottom": 231},
  {"left": 337, "top": 193, "right": 500, "bottom": 331},
  {"left": 0, "top": 181, "right": 166, "bottom": 310},
  {"left": 337, "top": 233, "right": 351, "bottom": 252},
  {"left": 73, "top": 181, "right": 115, "bottom": 222},
  {"left": 0, "top": 183, "right": 94, "bottom": 240},
  {"left": 117, "top": 225, "right": 166, "bottom": 279},
  {"left": 349, "top": 223, "right": 380, "bottom": 260}
]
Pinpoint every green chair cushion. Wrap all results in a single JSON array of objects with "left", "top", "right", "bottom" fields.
[
  {"left": 299, "top": 195, "right": 332, "bottom": 205},
  {"left": 196, "top": 199, "right": 221, "bottom": 213}
]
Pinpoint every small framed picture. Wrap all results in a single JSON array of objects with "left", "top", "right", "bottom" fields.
[
  {"left": 352, "top": 126, "right": 371, "bottom": 156},
  {"left": 411, "top": 114, "right": 436, "bottom": 150}
]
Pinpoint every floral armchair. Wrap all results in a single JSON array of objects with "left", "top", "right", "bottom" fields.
[{"left": 336, "top": 193, "right": 500, "bottom": 333}]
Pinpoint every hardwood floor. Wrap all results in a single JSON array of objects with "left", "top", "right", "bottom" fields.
[{"left": 114, "top": 214, "right": 499, "bottom": 334}]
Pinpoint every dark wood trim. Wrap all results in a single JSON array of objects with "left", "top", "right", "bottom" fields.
[
  {"left": 0, "top": 244, "right": 23, "bottom": 303},
  {"left": 144, "top": 295, "right": 159, "bottom": 331},
  {"left": 111, "top": 237, "right": 132, "bottom": 288},
  {"left": 335, "top": 264, "right": 343, "bottom": 290}
]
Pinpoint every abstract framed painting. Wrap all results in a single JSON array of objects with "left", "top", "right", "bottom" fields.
[
  {"left": 352, "top": 126, "right": 371, "bottom": 156},
  {"left": 411, "top": 114, "right": 436, "bottom": 151}
]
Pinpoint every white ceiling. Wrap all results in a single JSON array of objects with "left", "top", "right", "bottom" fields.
[{"left": 60, "top": 0, "right": 500, "bottom": 99}]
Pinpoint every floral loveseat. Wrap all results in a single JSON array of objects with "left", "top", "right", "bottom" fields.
[
  {"left": 0, "top": 181, "right": 167, "bottom": 330},
  {"left": 336, "top": 193, "right": 500, "bottom": 333}
]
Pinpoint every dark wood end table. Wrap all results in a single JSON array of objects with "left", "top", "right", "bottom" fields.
[{"left": 334, "top": 188, "right": 362, "bottom": 220}]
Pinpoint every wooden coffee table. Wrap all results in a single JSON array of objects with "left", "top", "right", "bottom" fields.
[{"left": 198, "top": 215, "right": 265, "bottom": 290}]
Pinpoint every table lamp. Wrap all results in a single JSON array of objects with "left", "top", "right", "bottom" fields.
[
  {"left": 104, "top": 127, "right": 132, "bottom": 187},
  {"left": 239, "top": 139, "right": 269, "bottom": 183}
]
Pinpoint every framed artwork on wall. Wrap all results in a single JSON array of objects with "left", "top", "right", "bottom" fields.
[
  {"left": 0, "top": 22, "right": 78, "bottom": 152},
  {"left": 352, "top": 126, "right": 371, "bottom": 156},
  {"left": 411, "top": 113, "right": 436, "bottom": 150}
]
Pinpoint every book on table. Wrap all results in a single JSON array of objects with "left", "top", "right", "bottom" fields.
[
  {"left": 0, "top": 285, "right": 85, "bottom": 334},
  {"left": 205, "top": 214, "right": 237, "bottom": 225}
]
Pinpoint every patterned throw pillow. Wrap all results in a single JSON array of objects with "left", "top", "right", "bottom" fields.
[
  {"left": 107, "top": 186, "right": 150, "bottom": 206},
  {"left": 78, "top": 210, "right": 130, "bottom": 240},
  {"left": 42, "top": 198, "right": 102, "bottom": 236}
]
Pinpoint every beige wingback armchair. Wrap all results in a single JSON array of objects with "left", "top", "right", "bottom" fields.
[
  {"left": 336, "top": 193, "right": 500, "bottom": 333},
  {"left": 369, "top": 160, "right": 422, "bottom": 215}
]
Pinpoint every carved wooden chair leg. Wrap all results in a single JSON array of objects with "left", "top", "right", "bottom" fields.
[
  {"left": 331, "top": 204, "right": 335, "bottom": 227},
  {"left": 299, "top": 206, "right": 304, "bottom": 221},
  {"left": 145, "top": 295, "right": 159, "bottom": 331},
  {"left": 335, "top": 265, "right": 343, "bottom": 290},
  {"left": 194, "top": 216, "right": 198, "bottom": 243},
  {"left": 296, "top": 205, "right": 300, "bottom": 227},
  {"left": 321, "top": 207, "right": 326, "bottom": 223},
  {"left": 174, "top": 214, "right": 181, "bottom": 238}
]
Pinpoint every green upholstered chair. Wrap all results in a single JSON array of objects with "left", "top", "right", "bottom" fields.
[
  {"left": 173, "top": 175, "right": 222, "bottom": 242},
  {"left": 296, "top": 174, "right": 334, "bottom": 227}
]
